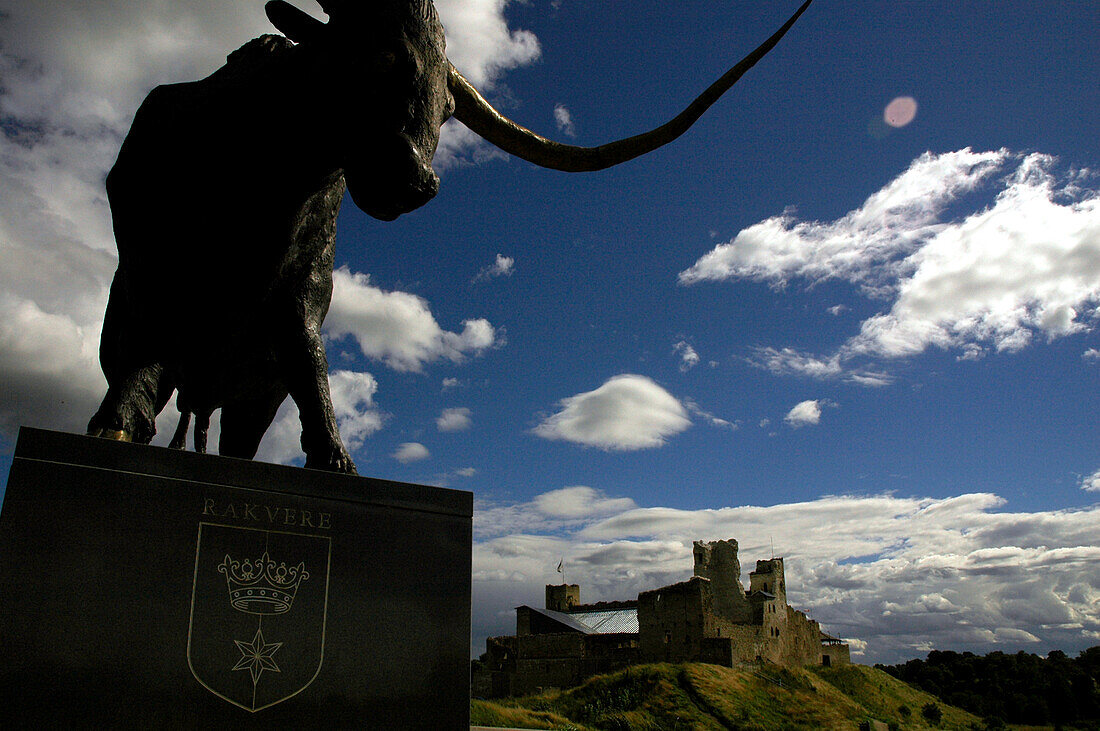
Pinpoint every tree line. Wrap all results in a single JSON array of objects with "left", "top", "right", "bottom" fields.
[{"left": 876, "top": 646, "right": 1100, "bottom": 728}]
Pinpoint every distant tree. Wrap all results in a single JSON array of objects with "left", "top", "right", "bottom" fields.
[
  {"left": 922, "top": 702, "right": 943, "bottom": 723},
  {"left": 878, "top": 645, "right": 1100, "bottom": 728}
]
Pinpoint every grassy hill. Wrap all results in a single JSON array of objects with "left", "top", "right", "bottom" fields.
[{"left": 471, "top": 662, "right": 985, "bottom": 730}]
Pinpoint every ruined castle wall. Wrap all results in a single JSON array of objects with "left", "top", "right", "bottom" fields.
[
  {"left": 510, "top": 633, "right": 587, "bottom": 695},
  {"left": 476, "top": 635, "right": 518, "bottom": 698},
  {"left": 778, "top": 607, "right": 827, "bottom": 666},
  {"left": 637, "top": 577, "right": 708, "bottom": 663},
  {"left": 517, "top": 606, "right": 532, "bottom": 636},
  {"left": 725, "top": 625, "right": 767, "bottom": 664},
  {"left": 585, "top": 633, "right": 641, "bottom": 676},
  {"left": 506, "top": 633, "right": 640, "bottom": 696},
  {"left": 570, "top": 599, "right": 638, "bottom": 612},
  {"left": 749, "top": 559, "right": 786, "bottom": 605},
  {"left": 693, "top": 539, "right": 753, "bottom": 623},
  {"left": 821, "top": 642, "right": 851, "bottom": 667},
  {"left": 545, "top": 584, "right": 580, "bottom": 612}
]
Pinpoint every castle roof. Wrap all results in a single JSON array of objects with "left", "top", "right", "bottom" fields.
[
  {"left": 571, "top": 608, "right": 639, "bottom": 634},
  {"left": 522, "top": 606, "right": 639, "bottom": 635}
]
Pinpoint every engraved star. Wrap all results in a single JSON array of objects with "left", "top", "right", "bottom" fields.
[{"left": 231, "top": 628, "right": 282, "bottom": 685}]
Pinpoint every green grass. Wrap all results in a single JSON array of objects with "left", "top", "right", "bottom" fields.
[
  {"left": 471, "top": 697, "right": 588, "bottom": 730},
  {"left": 473, "top": 662, "right": 988, "bottom": 730},
  {"left": 811, "top": 663, "right": 986, "bottom": 729}
]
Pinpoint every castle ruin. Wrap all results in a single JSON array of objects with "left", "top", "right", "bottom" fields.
[{"left": 474, "top": 538, "right": 851, "bottom": 697}]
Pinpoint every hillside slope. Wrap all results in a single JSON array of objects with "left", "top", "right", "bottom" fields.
[{"left": 472, "top": 662, "right": 982, "bottom": 730}]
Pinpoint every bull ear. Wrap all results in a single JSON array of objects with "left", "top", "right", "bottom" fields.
[{"left": 265, "top": 1, "right": 326, "bottom": 44}]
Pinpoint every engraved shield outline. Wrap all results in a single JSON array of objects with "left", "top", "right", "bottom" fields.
[{"left": 187, "top": 522, "right": 332, "bottom": 713}]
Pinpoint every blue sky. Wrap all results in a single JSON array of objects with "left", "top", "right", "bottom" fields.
[{"left": 1, "top": 0, "right": 1098, "bottom": 664}]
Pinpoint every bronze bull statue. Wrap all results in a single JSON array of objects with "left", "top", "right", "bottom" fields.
[{"left": 87, "top": 0, "right": 814, "bottom": 472}]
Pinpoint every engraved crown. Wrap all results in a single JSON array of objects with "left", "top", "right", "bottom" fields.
[{"left": 217, "top": 551, "right": 309, "bottom": 615}]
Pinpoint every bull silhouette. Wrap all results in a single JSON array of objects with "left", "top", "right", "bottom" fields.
[{"left": 87, "top": 0, "right": 813, "bottom": 473}]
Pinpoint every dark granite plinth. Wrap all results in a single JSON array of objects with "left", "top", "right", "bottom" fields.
[{"left": 0, "top": 427, "right": 471, "bottom": 728}]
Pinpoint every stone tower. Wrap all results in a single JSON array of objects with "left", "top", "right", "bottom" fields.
[
  {"left": 545, "top": 583, "right": 580, "bottom": 612},
  {"left": 692, "top": 539, "right": 751, "bottom": 622},
  {"left": 749, "top": 558, "right": 786, "bottom": 604}
]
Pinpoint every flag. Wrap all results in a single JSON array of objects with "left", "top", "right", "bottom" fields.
[{"left": 556, "top": 559, "right": 563, "bottom": 573}]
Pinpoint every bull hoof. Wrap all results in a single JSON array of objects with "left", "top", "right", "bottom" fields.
[
  {"left": 305, "top": 445, "right": 358, "bottom": 475},
  {"left": 88, "top": 427, "right": 133, "bottom": 442}
]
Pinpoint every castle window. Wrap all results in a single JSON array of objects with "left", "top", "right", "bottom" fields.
[{"left": 664, "top": 630, "right": 671, "bottom": 644}]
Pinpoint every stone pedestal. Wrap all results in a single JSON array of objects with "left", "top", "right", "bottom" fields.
[{"left": 0, "top": 427, "right": 471, "bottom": 728}]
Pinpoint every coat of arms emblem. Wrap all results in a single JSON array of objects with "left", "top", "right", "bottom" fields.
[{"left": 188, "top": 522, "right": 331, "bottom": 712}]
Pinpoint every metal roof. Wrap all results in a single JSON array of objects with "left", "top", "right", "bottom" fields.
[
  {"left": 569, "top": 608, "right": 639, "bottom": 634},
  {"left": 524, "top": 606, "right": 639, "bottom": 635}
]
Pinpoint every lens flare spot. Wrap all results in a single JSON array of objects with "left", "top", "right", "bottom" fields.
[{"left": 884, "top": 96, "right": 918, "bottom": 128}]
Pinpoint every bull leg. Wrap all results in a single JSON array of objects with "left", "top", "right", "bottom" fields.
[
  {"left": 219, "top": 392, "right": 286, "bottom": 460},
  {"left": 277, "top": 327, "right": 356, "bottom": 474},
  {"left": 87, "top": 363, "right": 165, "bottom": 444},
  {"left": 168, "top": 410, "right": 191, "bottom": 449},
  {"left": 192, "top": 409, "right": 213, "bottom": 453}
]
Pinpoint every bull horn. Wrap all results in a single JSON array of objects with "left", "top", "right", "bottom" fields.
[
  {"left": 266, "top": 1, "right": 326, "bottom": 44},
  {"left": 449, "top": 0, "right": 813, "bottom": 173}
]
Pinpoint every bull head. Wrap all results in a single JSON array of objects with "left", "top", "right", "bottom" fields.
[{"left": 266, "top": 0, "right": 813, "bottom": 216}]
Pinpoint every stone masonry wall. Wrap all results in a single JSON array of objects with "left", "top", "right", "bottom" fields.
[
  {"left": 821, "top": 641, "right": 851, "bottom": 667},
  {"left": 637, "top": 577, "right": 708, "bottom": 663},
  {"left": 693, "top": 539, "right": 753, "bottom": 623}
]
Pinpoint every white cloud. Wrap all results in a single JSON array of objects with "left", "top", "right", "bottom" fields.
[
  {"left": 1083, "top": 348, "right": 1100, "bottom": 361},
  {"left": 533, "top": 374, "right": 691, "bottom": 450},
  {"left": 454, "top": 466, "right": 477, "bottom": 478},
  {"left": 784, "top": 399, "right": 823, "bottom": 427},
  {"left": 673, "top": 341, "right": 700, "bottom": 372},
  {"left": 474, "top": 253, "right": 515, "bottom": 282},
  {"left": 393, "top": 441, "right": 430, "bottom": 463},
  {"left": 437, "top": 406, "right": 472, "bottom": 432},
  {"left": 1081, "top": 468, "right": 1100, "bottom": 492},
  {"left": 0, "top": 0, "right": 537, "bottom": 437},
  {"left": 752, "top": 347, "right": 842, "bottom": 379},
  {"left": 683, "top": 398, "right": 736, "bottom": 430},
  {"left": 0, "top": 293, "right": 107, "bottom": 437},
  {"left": 749, "top": 347, "right": 893, "bottom": 386},
  {"left": 251, "top": 399, "right": 302, "bottom": 466},
  {"left": 680, "top": 149, "right": 1100, "bottom": 378},
  {"left": 326, "top": 267, "right": 498, "bottom": 372},
  {"left": 435, "top": 0, "right": 540, "bottom": 89},
  {"left": 679, "top": 148, "right": 1009, "bottom": 287},
  {"left": 534, "top": 486, "right": 636, "bottom": 520},
  {"left": 473, "top": 486, "right": 638, "bottom": 541},
  {"left": 553, "top": 104, "right": 576, "bottom": 137},
  {"left": 327, "top": 370, "right": 385, "bottom": 449},
  {"left": 472, "top": 489, "right": 1100, "bottom": 664}
]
